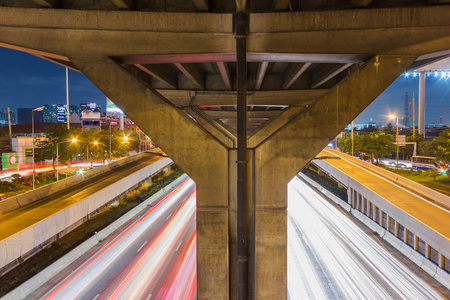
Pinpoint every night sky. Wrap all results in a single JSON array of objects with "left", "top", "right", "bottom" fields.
[{"left": 0, "top": 47, "right": 449, "bottom": 126}]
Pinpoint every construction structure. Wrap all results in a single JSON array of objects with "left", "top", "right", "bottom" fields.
[{"left": 0, "top": 1, "right": 450, "bottom": 298}]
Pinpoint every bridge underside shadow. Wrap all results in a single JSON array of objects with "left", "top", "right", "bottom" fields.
[{"left": 1, "top": 5, "right": 450, "bottom": 299}]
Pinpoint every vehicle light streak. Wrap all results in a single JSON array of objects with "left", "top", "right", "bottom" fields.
[
  {"left": 288, "top": 176, "right": 445, "bottom": 300},
  {"left": 104, "top": 192, "right": 196, "bottom": 299},
  {"left": 157, "top": 232, "right": 197, "bottom": 299},
  {"left": 35, "top": 178, "right": 196, "bottom": 300}
]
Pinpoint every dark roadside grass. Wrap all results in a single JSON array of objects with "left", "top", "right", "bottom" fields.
[
  {"left": 0, "top": 171, "right": 78, "bottom": 199},
  {"left": 380, "top": 166, "right": 450, "bottom": 197},
  {"left": 0, "top": 167, "right": 184, "bottom": 297}
]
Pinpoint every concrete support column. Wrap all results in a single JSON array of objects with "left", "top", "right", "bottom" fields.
[
  {"left": 119, "top": 114, "right": 124, "bottom": 130},
  {"left": 70, "top": 56, "right": 231, "bottom": 299},
  {"left": 395, "top": 221, "right": 399, "bottom": 237},
  {"left": 405, "top": 228, "right": 409, "bottom": 244},
  {"left": 418, "top": 72, "right": 425, "bottom": 136},
  {"left": 348, "top": 188, "right": 353, "bottom": 207},
  {"left": 252, "top": 148, "right": 289, "bottom": 299}
]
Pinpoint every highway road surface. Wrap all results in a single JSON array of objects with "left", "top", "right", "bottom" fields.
[
  {"left": 30, "top": 178, "right": 196, "bottom": 300},
  {"left": 320, "top": 148, "right": 450, "bottom": 239},
  {"left": 288, "top": 176, "right": 448, "bottom": 300},
  {"left": 0, "top": 155, "right": 162, "bottom": 241}
]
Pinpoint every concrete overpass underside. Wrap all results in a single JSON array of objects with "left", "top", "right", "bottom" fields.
[{"left": 1, "top": 1, "right": 450, "bottom": 299}]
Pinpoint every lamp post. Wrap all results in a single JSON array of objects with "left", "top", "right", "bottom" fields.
[
  {"left": 87, "top": 141, "right": 98, "bottom": 166},
  {"left": 351, "top": 120, "right": 354, "bottom": 156},
  {"left": 56, "top": 138, "right": 77, "bottom": 181},
  {"left": 390, "top": 114, "right": 399, "bottom": 174},
  {"left": 32, "top": 106, "right": 44, "bottom": 190},
  {"left": 109, "top": 121, "right": 112, "bottom": 162}
]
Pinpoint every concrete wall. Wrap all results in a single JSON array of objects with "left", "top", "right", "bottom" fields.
[
  {"left": 310, "top": 161, "right": 450, "bottom": 289},
  {"left": 3, "top": 174, "right": 188, "bottom": 300},
  {"left": 0, "top": 157, "right": 172, "bottom": 273},
  {"left": 0, "top": 152, "right": 152, "bottom": 214}
]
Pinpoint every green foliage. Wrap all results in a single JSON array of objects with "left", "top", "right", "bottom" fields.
[
  {"left": 79, "top": 129, "right": 106, "bottom": 165},
  {"left": 338, "top": 132, "right": 395, "bottom": 163},
  {"left": 35, "top": 124, "right": 81, "bottom": 170},
  {"left": 35, "top": 125, "right": 131, "bottom": 167},
  {"left": 435, "top": 174, "right": 450, "bottom": 183},
  {"left": 432, "top": 129, "right": 450, "bottom": 163},
  {"left": 363, "top": 132, "right": 396, "bottom": 163},
  {"left": 426, "top": 169, "right": 439, "bottom": 180},
  {"left": 337, "top": 136, "right": 352, "bottom": 154},
  {"left": 11, "top": 173, "right": 20, "bottom": 178}
]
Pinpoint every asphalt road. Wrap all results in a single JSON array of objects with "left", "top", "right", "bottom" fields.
[
  {"left": 319, "top": 148, "right": 450, "bottom": 239},
  {"left": 0, "top": 155, "right": 162, "bottom": 241},
  {"left": 30, "top": 178, "right": 196, "bottom": 300},
  {"left": 288, "top": 176, "right": 449, "bottom": 299}
]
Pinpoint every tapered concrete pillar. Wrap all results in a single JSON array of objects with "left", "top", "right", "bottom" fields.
[
  {"left": 70, "top": 56, "right": 231, "bottom": 299},
  {"left": 418, "top": 71, "right": 426, "bottom": 136}
]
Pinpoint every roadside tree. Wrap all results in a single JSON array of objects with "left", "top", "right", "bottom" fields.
[{"left": 433, "top": 129, "right": 450, "bottom": 163}]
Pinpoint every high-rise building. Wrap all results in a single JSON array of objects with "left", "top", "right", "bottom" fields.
[
  {"left": 57, "top": 104, "right": 77, "bottom": 123},
  {"left": 18, "top": 108, "right": 43, "bottom": 123},
  {"left": 43, "top": 104, "right": 59, "bottom": 123}
]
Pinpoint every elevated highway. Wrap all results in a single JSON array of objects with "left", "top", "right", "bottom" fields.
[
  {"left": 309, "top": 148, "right": 450, "bottom": 288},
  {"left": 1, "top": 1, "right": 450, "bottom": 297},
  {"left": 0, "top": 154, "right": 173, "bottom": 275}
]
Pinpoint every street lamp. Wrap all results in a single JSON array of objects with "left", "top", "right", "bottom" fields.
[
  {"left": 87, "top": 141, "right": 98, "bottom": 166},
  {"left": 56, "top": 138, "right": 77, "bottom": 181},
  {"left": 109, "top": 121, "right": 112, "bottom": 162},
  {"left": 389, "top": 114, "right": 399, "bottom": 174},
  {"left": 32, "top": 106, "right": 44, "bottom": 190}
]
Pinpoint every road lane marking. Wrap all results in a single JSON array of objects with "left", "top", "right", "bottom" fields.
[
  {"left": 137, "top": 241, "right": 148, "bottom": 252},
  {"left": 175, "top": 241, "right": 183, "bottom": 252},
  {"left": 166, "top": 213, "right": 172, "bottom": 220},
  {"left": 93, "top": 294, "right": 100, "bottom": 300},
  {"left": 146, "top": 294, "right": 152, "bottom": 300}
]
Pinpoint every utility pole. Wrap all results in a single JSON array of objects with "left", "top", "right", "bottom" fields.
[
  {"left": 7, "top": 107, "right": 12, "bottom": 140},
  {"left": 410, "top": 92, "right": 416, "bottom": 139},
  {"left": 351, "top": 120, "right": 354, "bottom": 156},
  {"left": 109, "top": 121, "right": 112, "bottom": 161},
  {"left": 66, "top": 68, "right": 70, "bottom": 129}
]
